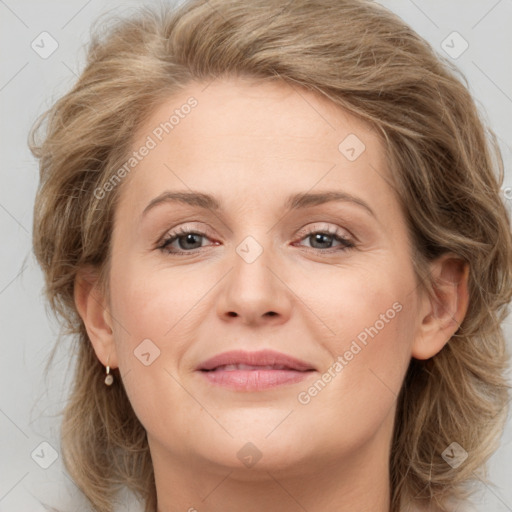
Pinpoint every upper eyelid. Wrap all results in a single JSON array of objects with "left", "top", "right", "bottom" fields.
[
  {"left": 296, "top": 222, "right": 349, "bottom": 235},
  {"left": 161, "top": 221, "right": 350, "bottom": 237}
]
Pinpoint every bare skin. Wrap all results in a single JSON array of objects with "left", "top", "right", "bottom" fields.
[{"left": 76, "top": 77, "right": 468, "bottom": 512}]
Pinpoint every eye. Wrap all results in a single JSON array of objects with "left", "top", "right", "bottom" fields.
[
  {"left": 157, "top": 223, "right": 355, "bottom": 256},
  {"left": 158, "top": 227, "right": 217, "bottom": 254},
  {"left": 293, "top": 224, "right": 355, "bottom": 252}
]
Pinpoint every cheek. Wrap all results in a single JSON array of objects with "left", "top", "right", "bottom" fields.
[
  {"left": 309, "top": 263, "right": 417, "bottom": 397},
  {"left": 298, "top": 259, "right": 416, "bottom": 348},
  {"left": 109, "top": 259, "right": 201, "bottom": 342},
  {"left": 298, "top": 296, "right": 415, "bottom": 449},
  {"left": 107, "top": 259, "right": 216, "bottom": 396},
  {"left": 107, "top": 267, "right": 199, "bottom": 436}
]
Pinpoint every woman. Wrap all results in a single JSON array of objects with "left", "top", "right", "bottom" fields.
[{"left": 29, "top": 0, "right": 512, "bottom": 511}]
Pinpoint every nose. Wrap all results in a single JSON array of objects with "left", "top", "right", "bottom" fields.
[{"left": 216, "top": 238, "right": 292, "bottom": 327}]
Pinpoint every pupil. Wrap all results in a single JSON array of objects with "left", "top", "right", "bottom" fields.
[
  {"left": 312, "top": 233, "right": 332, "bottom": 248},
  {"left": 180, "top": 233, "right": 202, "bottom": 250}
]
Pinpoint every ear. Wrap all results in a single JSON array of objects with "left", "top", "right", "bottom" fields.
[
  {"left": 412, "top": 254, "right": 469, "bottom": 360},
  {"left": 74, "top": 266, "right": 118, "bottom": 368}
]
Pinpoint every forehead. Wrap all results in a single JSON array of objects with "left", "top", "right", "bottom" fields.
[{"left": 115, "top": 77, "right": 394, "bottom": 216}]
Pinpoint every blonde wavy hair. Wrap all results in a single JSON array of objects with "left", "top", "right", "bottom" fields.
[{"left": 29, "top": 1, "right": 512, "bottom": 511}]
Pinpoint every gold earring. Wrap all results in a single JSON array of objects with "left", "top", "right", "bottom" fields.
[{"left": 105, "top": 356, "right": 114, "bottom": 386}]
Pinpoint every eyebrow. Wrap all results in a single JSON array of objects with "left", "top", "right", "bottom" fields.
[{"left": 141, "top": 190, "right": 375, "bottom": 218}]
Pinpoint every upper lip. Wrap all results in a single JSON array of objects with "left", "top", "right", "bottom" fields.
[{"left": 196, "top": 349, "right": 316, "bottom": 371}]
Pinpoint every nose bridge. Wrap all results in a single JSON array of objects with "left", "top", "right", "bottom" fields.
[
  {"left": 216, "top": 231, "right": 292, "bottom": 324},
  {"left": 231, "top": 233, "right": 278, "bottom": 301}
]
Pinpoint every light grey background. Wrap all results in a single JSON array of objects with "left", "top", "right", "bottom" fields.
[{"left": 1, "top": 1, "right": 511, "bottom": 511}]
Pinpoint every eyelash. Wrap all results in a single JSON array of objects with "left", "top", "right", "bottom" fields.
[{"left": 157, "top": 225, "right": 355, "bottom": 256}]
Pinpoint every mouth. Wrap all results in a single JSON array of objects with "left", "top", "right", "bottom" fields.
[{"left": 196, "top": 350, "right": 316, "bottom": 391}]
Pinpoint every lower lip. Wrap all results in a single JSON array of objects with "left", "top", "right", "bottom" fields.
[{"left": 199, "top": 369, "right": 314, "bottom": 391}]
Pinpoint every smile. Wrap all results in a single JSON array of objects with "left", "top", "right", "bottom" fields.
[{"left": 196, "top": 350, "right": 316, "bottom": 391}]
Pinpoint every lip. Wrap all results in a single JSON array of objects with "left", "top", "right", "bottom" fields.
[{"left": 196, "top": 349, "right": 316, "bottom": 391}]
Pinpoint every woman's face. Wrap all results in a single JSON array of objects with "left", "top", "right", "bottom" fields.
[{"left": 105, "top": 77, "right": 425, "bottom": 475}]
